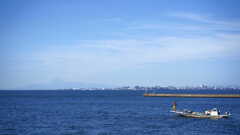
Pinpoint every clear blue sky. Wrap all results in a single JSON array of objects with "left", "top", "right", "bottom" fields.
[{"left": 1, "top": 0, "right": 240, "bottom": 89}]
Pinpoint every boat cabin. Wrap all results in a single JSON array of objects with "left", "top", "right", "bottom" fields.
[{"left": 204, "top": 108, "right": 220, "bottom": 116}]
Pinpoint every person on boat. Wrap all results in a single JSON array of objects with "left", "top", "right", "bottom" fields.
[{"left": 172, "top": 101, "right": 176, "bottom": 111}]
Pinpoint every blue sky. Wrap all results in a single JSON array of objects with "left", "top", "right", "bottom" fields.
[{"left": 1, "top": 0, "right": 240, "bottom": 89}]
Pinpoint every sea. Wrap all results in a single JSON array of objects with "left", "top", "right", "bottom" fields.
[{"left": 0, "top": 90, "right": 240, "bottom": 135}]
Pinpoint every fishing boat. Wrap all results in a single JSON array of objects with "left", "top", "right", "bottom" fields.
[{"left": 170, "top": 102, "right": 231, "bottom": 119}]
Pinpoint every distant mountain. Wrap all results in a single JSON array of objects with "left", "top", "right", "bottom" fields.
[{"left": 15, "top": 80, "right": 113, "bottom": 90}]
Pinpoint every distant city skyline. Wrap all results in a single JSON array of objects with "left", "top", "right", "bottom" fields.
[{"left": 1, "top": 0, "right": 240, "bottom": 89}]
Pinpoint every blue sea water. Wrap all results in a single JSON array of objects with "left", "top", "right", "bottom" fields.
[{"left": 0, "top": 90, "right": 240, "bottom": 135}]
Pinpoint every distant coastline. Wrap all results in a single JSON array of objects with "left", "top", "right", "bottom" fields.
[
  {"left": 59, "top": 84, "right": 240, "bottom": 91},
  {"left": 1, "top": 84, "right": 240, "bottom": 91}
]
